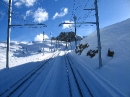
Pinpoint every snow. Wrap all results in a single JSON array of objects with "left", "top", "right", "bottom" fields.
[
  {"left": 72, "top": 18, "right": 130, "bottom": 96},
  {"left": 0, "top": 18, "right": 130, "bottom": 97}
]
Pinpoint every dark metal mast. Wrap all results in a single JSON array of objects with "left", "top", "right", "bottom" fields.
[
  {"left": 95, "top": 0, "right": 102, "bottom": 68},
  {"left": 6, "top": 0, "right": 12, "bottom": 68}
]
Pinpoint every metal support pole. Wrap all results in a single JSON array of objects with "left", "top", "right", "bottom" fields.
[
  {"left": 66, "top": 40, "right": 67, "bottom": 49},
  {"left": 50, "top": 32, "right": 52, "bottom": 52},
  {"left": 95, "top": 0, "right": 102, "bottom": 68},
  {"left": 56, "top": 38, "right": 57, "bottom": 51},
  {"left": 6, "top": 0, "right": 12, "bottom": 68},
  {"left": 51, "top": 39, "right": 52, "bottom": 52},
  {"left": 58, "top": 38, "right": 59, "bottom": 48},
  {"left": 70, "top": 35, "right": 72, "bottom": 50},
  {"left": 74, "top": 15, "right": 77, "bottom": 46},
  {"left": 43, "top": 32, "right": 44, "bottom": 55},
  {"left": 54, "top": 39, "right": 56, "bottom": 51}
]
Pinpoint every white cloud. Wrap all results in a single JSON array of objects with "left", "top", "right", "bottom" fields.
[
  {"left": 20, "top": 0, "right": 37, "bottom": 7},
  {"left": 4, "top": 0, "right": 37, "bottom": 7},
  {"left": 26, "top": 10, "right": 32, "bottom": 16},
  {"left": 3, "top": 0, "right": 9, "bottom": 3},
  {"left": 23, "top": 10, "right": 33, "bottom": 20},
  {"left": 62, "top": 20, "right": 74, "bottom": 29},
  {"left": 33, "top": 8, "right": 48, "bottom": 23},
  {"left": 34, "top": 34, "right": 49, "bottom": 41},
  {"left": 3, "top": 0, "right": 17, "bottom": 3},
  {"left": 0, "top": 11, "right": 5, "bottom": 20},
  {"left": 14, "top": 2, "right": 22, "bottom": 7},
  {"left": 52, "top": 7, "right": 68, "bottom": 19}
]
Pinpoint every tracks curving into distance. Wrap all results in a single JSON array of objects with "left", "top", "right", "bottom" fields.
[
  {"left": 0, "top": 50, "right": 94, "bottom": 97},
  {"left": 0, "top": 51, "right": 60, "bottom": 97},
  {"left": 64, "top": 51, "right": 94, "bottom": 97}
]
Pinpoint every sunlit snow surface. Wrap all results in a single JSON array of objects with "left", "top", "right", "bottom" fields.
[
  {"left": 74, "top": 18, "right": 130, "bottom": 96},
  {"left": 0, "top": 18, "right": 130, "bottom": 97}
]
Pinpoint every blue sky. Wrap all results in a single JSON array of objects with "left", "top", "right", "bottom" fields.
[{"left": 0, "top": 0, "right": 130, "bottom": 42}]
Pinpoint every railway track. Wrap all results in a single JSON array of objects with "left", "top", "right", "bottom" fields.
[
  {"left": 0, "top": 50, "right": 94, "bottom": 97},
  {"left": 0, "top": 51, "right": 60, "bottom": 97},
  {"left": 64, "top": 52, "right": 94, "bottom": 97}
]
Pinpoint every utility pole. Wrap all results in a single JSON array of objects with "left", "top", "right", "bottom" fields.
[
  {"left": 5, "top": 0, "right": 47, "bottom": 68},
  {"left": 6, "top": 0, "right": 12, "bottom": 68},
  {"left": 65, "top": 39, "right": 67, "bottom": 49},
  {"left": 55, "top": 38, "right": 57, "bottom": 51},
  {"left": 50, "top": 32, "right": 52, "bottom": 52},
  {"left": 60, "top": 0, "right": 102, "bottom": 68},
  {"left": 70, "top": 35, "right": 72, "bottom": 50},
  {"left": 59, "top": 15, "right": 80, "bottom": 47},
  {"left": 57, "top": 38, "right": 59, "bottom": 48},
  {"left": 43, "top": 31, "right": 44, "bottom": 55},
  {"left": 95, "top": 0, "right": 102, "bottom": 68},
  {"left": 59, "top": 22, "right": 96, "bottom": 49},
  {"left": 51, "top": 39, "right": 52, "bottom": 52},
  {"left": 56, "top": 38, "right": 57, "bottom": 51},
  {"left": 74, "top": 15, "right": 77, "bottom": 46},
  {"left": 83, "top": 0, "right": 102, "bottom": 68}
]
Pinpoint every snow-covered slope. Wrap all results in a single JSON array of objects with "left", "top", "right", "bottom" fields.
[
  {"left": 0, "top": 18, "right": 130, "bottom": 96},
  {"left": 73, "top": 18, "right": 130, "bottom": 96},
  {"left": 0, "top": 40, "right": 63, "bottom": 69},
  {"left": 80, "top": 18, "right": 130, "bottom": 67}
]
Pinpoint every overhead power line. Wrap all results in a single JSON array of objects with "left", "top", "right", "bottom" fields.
[
  {"left": 0, "top": 1, "right": 40, "bottom": 24},
  {"left": 60, "top": 0, "right": 102, "bottom": 68}
]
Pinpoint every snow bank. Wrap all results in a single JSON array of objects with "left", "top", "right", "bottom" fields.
[{"left": 74, "top": 18, "right": 130, "bottom": 96}]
